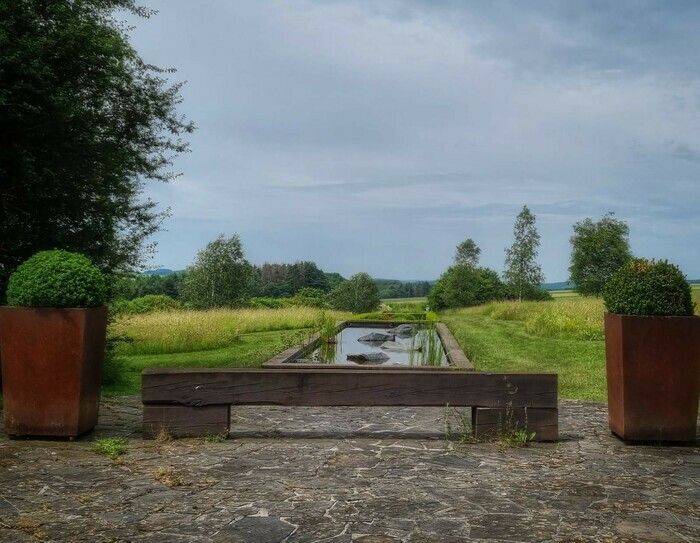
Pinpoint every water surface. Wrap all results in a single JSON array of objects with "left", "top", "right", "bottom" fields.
[{"left": 305, "top": 325, "right": 448, "bottom": 366}]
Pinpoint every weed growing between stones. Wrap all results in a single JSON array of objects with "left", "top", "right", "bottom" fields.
[
  {"left": 498, "top": 429, "right": 536, "bottom": 448},
  {"left": 154, "top": 466, "right": 185, "bottom": 488},
  {"left": 203, "top": 433, "right": 228, "bottom": 443},
  {"left": 443, "top": 405, "right": 474, "bottom": 444},
  {"left": 93, "top": 437, "right": 128, "bottom": 459},
  {"left": 11, "top": 516, "right": 47, "bottom": 541}
]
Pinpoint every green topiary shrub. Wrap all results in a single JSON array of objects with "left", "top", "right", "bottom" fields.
[
  {"left": 6, "top": 250, "right": 107, "bottom": 307},
  {"left": 603, "top": 259, "right": 694, "bottom": 316}
]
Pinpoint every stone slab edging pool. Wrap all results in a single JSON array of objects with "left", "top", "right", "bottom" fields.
[{"left": 262, "top": 320, "right": 473, "bottom": 370}]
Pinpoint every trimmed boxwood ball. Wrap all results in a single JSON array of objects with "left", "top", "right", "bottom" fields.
[
  {"left": 603, "top": 258, "right": 694, "bottom": 316},
  {"left": 6, "top": 250, "right": 107, "bottom": 307}
]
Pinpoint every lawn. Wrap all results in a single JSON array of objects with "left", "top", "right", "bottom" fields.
[
  {"left": 443, "top": 288, "right": 699, "bottom": 401},
  {"left": 442, "top": 300, "right": 607, "bottom": 401}
]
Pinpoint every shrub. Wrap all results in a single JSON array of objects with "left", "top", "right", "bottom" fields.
[
  {"left": 429, "top": 265, "right": 503, "bottom": 310},
  {"left": 110, "top": 294, "right": 182, "bottom": 315},
  {"left": 603, "top": 259, "right": 694, "bottom": 316},
  {"left": 245, "top": 297, "right": 293, "bottom": 309},
  {"left": 329, "top": 273, "right": 380, "bottom": 313},
  {"left": 6, "top": 250, "right": 106, "bottom": 307},
  {"left": 291, "top": 287, "right": 329, "bottom": 308}
]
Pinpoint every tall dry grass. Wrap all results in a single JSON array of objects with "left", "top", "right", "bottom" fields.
[
  {"left": 461, "top": 287, "right": 699, "bottom": 341},
  {"left": 463, "top": 298, "right": 605, "bottom": 340},
  {"left": 111, "top": 307, "right": 350, "bottom": 355}
]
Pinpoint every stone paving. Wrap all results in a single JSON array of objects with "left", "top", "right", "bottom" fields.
[{"left": 0, "top": 398, "right": 698, "bottom": 542}]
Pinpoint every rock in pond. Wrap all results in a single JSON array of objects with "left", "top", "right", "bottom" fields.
[
  {"left": 387, "top": 324, "right": 418, "bottom": 337},
  {"left": 358, "top": 332, "right": 395, "bottom": 343},
  {"left": 346, "top": 352, "right": 390, "bottom": 364},
  {"left": 380, "top": 341, "right": 422, "bottom": 353}
]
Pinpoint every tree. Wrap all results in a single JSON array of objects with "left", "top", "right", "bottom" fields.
[
  {"left": 182, "top": 235, "right": 254, "bottom": 308},
  {"left": 329, "top": 273, "right": 380, "bottom": 313},
  {"left": 504, "top": 206, "right": 544, "bottom": 301},
  {"left": 112, "top": 271, "right": 186, "bottom": 300},
  {"left": 255, "top": 261, "right": 330, "bottom": 297},
  {"left": 286, "top": 261, "right": 329, "bottom": 293},
  {"left": 428, "top": 265, "right": 503, "bottom": 310},
  {"left": 0, "top": 1, "right": 193, "bottom": 301},
  {"left": 569, "top": 213, "right": 632, "bottom": 296},
  {"left": 324, "top": 272, "right": 346, "bottom": 291},
  {"left": 454, "top": 239, "right": 481, "bottom": 267}
]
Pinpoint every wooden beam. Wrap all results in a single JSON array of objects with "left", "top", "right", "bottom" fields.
[
  {"left": 143, "top": 404, "right": 230, "bottom": 438},
  {"left": 142, "top": 368, "right": 557, "bottom": 409}
]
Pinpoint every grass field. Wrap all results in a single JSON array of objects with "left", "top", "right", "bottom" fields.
[{"left": 105, "top": 329, "right": 303, "bottom": 395}]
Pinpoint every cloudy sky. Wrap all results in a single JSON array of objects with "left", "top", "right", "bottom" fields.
[{"left": 126, "top": 0, "right": 700, "bottom": 281}]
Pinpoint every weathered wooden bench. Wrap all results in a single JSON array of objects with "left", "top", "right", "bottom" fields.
[{"left": 142, "top": 368, "right": 558, "bottom": 441}]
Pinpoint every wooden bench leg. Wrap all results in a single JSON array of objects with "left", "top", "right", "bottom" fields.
[
  {"left": 143, "top": 404, "right": 230, "bottom": 438},
  {"left": 472, "top": 407, "right": 558, "bottom": 442}
]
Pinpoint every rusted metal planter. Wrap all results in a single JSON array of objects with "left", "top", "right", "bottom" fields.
[
  {"left": 0, "top": 306, "right": 107, "bottom": 437},
  {"left": 604, "top": 313, "right": 699, "bottom": 442}
]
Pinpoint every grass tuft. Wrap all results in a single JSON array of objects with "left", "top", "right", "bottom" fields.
[
  {"left": 94, "top": 437, "right": 128, "bottom": 459},
  {"left": 154, "top": 466, "right": 184, "bottom": 487},
  {"left": 499, "top": 429, "right": 536, "bottom": 448},
  {"left": 202, "top": 433, "right": 228, "bottom": 443}
]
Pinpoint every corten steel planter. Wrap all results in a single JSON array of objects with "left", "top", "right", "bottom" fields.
[
  {"left": 0, "top": 306, "right": 107, "bottom": 437},
  {"left": 604, "top": 313, "right": 699, "bottom": 442}
]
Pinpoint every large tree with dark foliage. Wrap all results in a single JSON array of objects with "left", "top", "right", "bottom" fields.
[
  {"left": 256, "top": 261, "right": 329, "bottom": 297},
  {"left": 0, "top": 1, "right": 193, "bottom": 300}
]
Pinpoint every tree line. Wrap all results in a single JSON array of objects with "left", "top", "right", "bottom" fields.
[
  {"left": 430, "top": 207, "right": 632, "bottom": 309},
  {"left": 111, "top": 235, "right": 383, "bottom": 313}
]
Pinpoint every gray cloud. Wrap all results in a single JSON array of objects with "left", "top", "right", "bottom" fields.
[{"left": 126, "top": 0, "right": 700, "bottom": 280}]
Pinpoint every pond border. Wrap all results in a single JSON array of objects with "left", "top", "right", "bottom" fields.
[{"left": 261, "top": 320, "right": 473, "bottom": 370}]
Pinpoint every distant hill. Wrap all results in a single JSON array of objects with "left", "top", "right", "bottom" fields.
[
  {"left": 144, "top": 268, "right": 177, "bottom": 276},
  {"left": 544, "top": 279, "right": 699, "bottom": 291},
  {"left": 542, "top": 281, "right": 574, "bottom": 291}
]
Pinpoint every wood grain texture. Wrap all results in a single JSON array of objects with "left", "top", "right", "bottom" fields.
[
  {"left": 142, "top": 368, "right": 557, "bottom": 408},
  {"left": 472, "top": 407, "right": 558, "bottom": 441},
  {"left": 143, "top": 404, "right": 230, "bottom": 438}
]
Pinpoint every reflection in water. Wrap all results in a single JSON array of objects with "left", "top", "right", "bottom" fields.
[{"left": 307, "top": 325, "right": 448, "bottom": 366}]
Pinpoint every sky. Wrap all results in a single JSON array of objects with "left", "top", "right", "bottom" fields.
[{"left": 125, "top": 0, "right": 700, "bottom": 281}]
